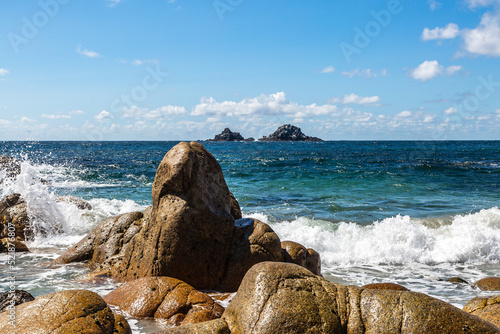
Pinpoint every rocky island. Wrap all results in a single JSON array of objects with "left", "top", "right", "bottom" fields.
[
  {"left": 259, "top": 124, "right": 323, "bottom": 141},
  {"left": 208, "top": 128, "right": 254, "bottom": 142}
]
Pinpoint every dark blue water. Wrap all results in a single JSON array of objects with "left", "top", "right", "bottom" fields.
[{"left": 2, "top": 141, "right": 499, "bottom": 223}]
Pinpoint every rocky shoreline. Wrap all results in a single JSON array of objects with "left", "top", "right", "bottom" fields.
[
  {"left": 208, "top": 124, "right": 322, "bottom": 142},
  {"left": 1, "top": 145, "right": 500, "bottom": 333}
]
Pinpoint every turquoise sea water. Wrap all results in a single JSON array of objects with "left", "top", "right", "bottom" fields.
[{"left": 1, "top": 141, "right": 499, "bottom": 332}]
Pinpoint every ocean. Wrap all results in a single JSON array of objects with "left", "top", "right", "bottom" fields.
[{"left": 1, "top": 141, "right": 499, "bottom": 332}]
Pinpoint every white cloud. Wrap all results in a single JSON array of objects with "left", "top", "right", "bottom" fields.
[
  {"left": 132, "top": 59, "right": 159, "bottom": 66},
  {"left": 320, "top": 66, "right": 335, "bottom": 74},
  {"left": 330, "top": 94, "right": 381, "bottom": 105},
  {"left": 95, "top": 110, "right": 113, "bottom": 121},
  {"left": 462, "top": 13, "right": 500, "bottom": 56},
  {"left": 421, "top": 23, "right": 460, "bottom": 41},
  {"left": 341, "top": 68, "right": 388, "bottom": 79},
  {"left": 444, "top": 107, "right": 458, "bottom": 114},
  {"left": 41, "top": 114, "right": 71, "bottom": 119},
  {"left": 69, "top": 110, "right": 85, "bottom": 115},
  {"left": 191, "top": 92, "right": 338, "bottom": 118},
  {"left": 465, "top": 0, "right": 500, "bottom": 9},
  {"left": 396, "top": 110, "right": 412, "bottom": 117},
  {"left": 77, "top": 45, "right": 101, "bottom": 58},
  {"left": 445, "top": 65, "right": 462, "bottom": 75},
  {"left": 428, "top": 0, "right": 442, "bottom": 10},
  {"left": 0, "top": 68, "right": 9, "bottom": 76},
  {"left": 106, "top": 0, "right": 122, "bottom": 7},
  {"left": 123, "top": 105, "right": 187, "bottom": 119},
  {"left": 410, "top": 60, "right": 462, "bottom": 81}
]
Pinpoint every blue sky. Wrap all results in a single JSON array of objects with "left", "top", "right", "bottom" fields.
[{"left": 0, "top": 0, "right": 499, "bottom": 140}]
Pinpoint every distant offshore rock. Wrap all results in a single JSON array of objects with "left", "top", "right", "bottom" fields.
[
  {"left": 209, "top": 128, "right": 252, "bottom": 141},
  {"left": 259, "top": 124, "right": 322, "bottom": 142}
]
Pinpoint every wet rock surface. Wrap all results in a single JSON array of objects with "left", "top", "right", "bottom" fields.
[
  {"left": 464, "top": 295, "right": 500, "bottom": 328},
  {"left": 259, "top": 124, "right": 322, "bottom": 141}
]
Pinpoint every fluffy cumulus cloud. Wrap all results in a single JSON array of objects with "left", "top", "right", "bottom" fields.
[
  {"left": 421, "top": 23, "right": 460, "bottom": 41},
  {"left": 462, "top": 13, "right": 500, "bottom": 56},
  {"left": 191, "top": 92, "right": 338, "bottom": 118},
  {"left": 95, "top": 110, "right": 113, "bottom": 121},
  {"left": 320, "top": 66, "right": 335, "bottom": 73},
  {"left": 77, "top": 45, "right": 101, "bottom": 58},
  {"left": 328, "top": 94, "right": 382, "bottom": 106},
  {"left": 341, "top": 68, "right": 388, "bottom": 79},
  {"left": 410, "top": 60, "right": 462, "bottom": 81}
]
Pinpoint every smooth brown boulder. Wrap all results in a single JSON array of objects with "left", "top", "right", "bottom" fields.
[
  {"left": 464, "top": 295, "right": 500, "bottom": 328},
  {"left": 52, "top": 210, "right": 146, "bottom": 271},
  {"left": 362, "top": 282, "right": 409, "bottom": 291},
  {"left": 219, "top": 218, "right": 283, "bottom": 291},
  {"left": 475, "top": 277, "right": 500, "bottom": 291},
  {"left": 281, "top": 240, "right": 321, "bottom": 275},
  {"left": 229, "top": 192, "right": 242, "bottom": 220},
  {"left": 0, "top": 194, "right": 29, "bottom": 240},
  {"left": 161, "top": 262, "right": 500, "bottom": 334},
  {"left": 0, "top": 289, "right": 131, "bottom": 334},
  {"left": 104, "top": 277, "right": 223, "bottom": 327},
  {"left": 114, "top": 142, "right": 235, "bottom": 289}
]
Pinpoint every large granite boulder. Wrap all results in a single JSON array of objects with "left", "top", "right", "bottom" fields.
[
  {"left": 53, "top": 142, "right": 321, "bottom": 291},
  {"left": 159, "top": 262, "right": 499, "bottom": 333},
  {"left": 110, "top": 142, "right": 235, "bottom": 289},
  {"left": 209, "top": 128, "right": 245, "bottom": 141},
  {"left": 464, "top": 295, "right": 500, "bottom": 328},
  {"left": 219, "top": 218, "right": 283, "bottom": 291},
  {"left": 362, "top": 282, "right": 409, "bottom": 291},
  {"left": 0, "top": 289, "right": 131, "bottom": 334},
  {"left": 259, "top": 124, "right": 322, "bottom": 141},
  {"left": 104, "top": 277, "right": 224, "bottom": 327}
]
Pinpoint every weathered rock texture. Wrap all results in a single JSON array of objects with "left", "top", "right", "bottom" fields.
[
  {"left": 464, "top": 295, "right": 500, "bottom": 328},
  {"left": 104, "top": 277, "right": 223, "bottom": 327},
  {"left": 209, "top": 128, "right": 245, "bottom": 141},
  {"left": 158, "top": 262, "right": 500, "bottom": 334},
  {"left": 0, "top": 289, "right": 131, "bottom": 334},
  {"left": 52, "top": 210, "right": 147, "bottom": 270},
  {"left": 281, "top": 240, "right": 321, "bottom": 275},
  {"left": 475, "top": 277, "right": 500, "bottom": 291},
  {"left": 53, "top": 142, "right": 322, "bottom": 291},
  {"left": 0, "top": 237, "right": 29, "bottom": 253},
  {"left": 0, "top": 290, "right": 34, "bottom": 312},
  {"left": 220, "top": 218, "right": 283, "bottom": 291},
  {"left": 56, "top": 196, "right": 93, "bottom": 210},
  {"left": 0, "top": 193, "right": 29, "bottom": 241},
  {"left": 259, "top": 124, "right": 322, "bottom": 142}
]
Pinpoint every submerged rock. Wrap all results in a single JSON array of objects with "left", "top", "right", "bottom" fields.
[
  {"left": 56, "top": 196, "right": 93, "bottom": 210},
  {"left": 259, "top": 124, "right": 323, "bottom": 142},
  {"left": 209, "top": 128, "right": 245, "bottom": 141},
  {"left": 104, "top": 277, "right": 224, "bottom": 327},
  {"left": 464, "top": 295, "right": 500, "bottom": 328},
  {"left": 0, "top": 289, "right": 131, "bottom": 334},
  {"left": 0, "top": 290, "right": 34, "bottom": 313},
  {"left": 159, "top": 262, "right": 499, "bottom": 333},
  {"left": 475, "top": 277, "right": 500, "bottom": 291}
]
